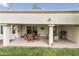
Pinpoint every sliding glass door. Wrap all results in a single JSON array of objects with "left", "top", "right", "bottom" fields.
[{"left": 27, "top": 26, "right": 37, "bottom": 35}]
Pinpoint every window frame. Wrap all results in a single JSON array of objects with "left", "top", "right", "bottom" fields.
[
  {"left": 12, "top": 25, "right": 16, "bottom": 34},
  {"left": 0, "top": 25, "right": 3, "bottom": 35}
]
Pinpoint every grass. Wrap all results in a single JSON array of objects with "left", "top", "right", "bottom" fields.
[{"left": 0, "top": 47, "right": 79, "bottom": 56}]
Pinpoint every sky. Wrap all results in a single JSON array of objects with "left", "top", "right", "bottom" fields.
[{"left": 0, "top": 3, "right": 79, "bottom": 9}]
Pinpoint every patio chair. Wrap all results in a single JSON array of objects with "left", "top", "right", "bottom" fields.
[
  {"left": 35, "top": 33, "right": 40, "bottom": 40},
  {"left": 27, "top": 34, "right": 34, "bottom": 41}
]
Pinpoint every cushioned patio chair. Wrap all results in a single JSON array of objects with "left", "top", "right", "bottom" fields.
[{"left": 27, "top": 34, "right": 34, "bottom": 41}]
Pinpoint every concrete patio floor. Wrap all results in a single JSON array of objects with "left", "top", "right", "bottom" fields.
[
  {"left": 0, "top": 37, "right": 78, "bottom": 48},
  {"left": 9, "top": 37, "right": 78, "bottom": 48},
  {"left": 52, "top": 39, "right": 78, "bottom": 48},
  {"left": 9, "top": 37, "right": 49, "bottom": 47}
]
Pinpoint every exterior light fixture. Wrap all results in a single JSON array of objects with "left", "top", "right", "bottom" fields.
[{"left": 48, "top": 18, "right": 51, "bottom": 21}]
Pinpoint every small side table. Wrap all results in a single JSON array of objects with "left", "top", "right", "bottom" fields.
[{"left": 54, "top": 35, "right": 59, "bottom": 41}]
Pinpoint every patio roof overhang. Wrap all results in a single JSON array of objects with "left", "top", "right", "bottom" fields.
[
  {"left": 0, "top": 9, "right": 79, "bottom": 25},
  {"left": 0, "top": 9, "right": 79, "bottom": 13}
]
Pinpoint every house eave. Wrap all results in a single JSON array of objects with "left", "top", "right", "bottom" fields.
[{"left": 0, "top": 9, "right": 79, "bottom": 13}]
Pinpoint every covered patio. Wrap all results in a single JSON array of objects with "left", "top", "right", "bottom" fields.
[
  {"left": 0, "top": 9, "right": 79, "bottom": 48},
  {"left": 0, "top": 24, "right": 78, "bottom": 48}
]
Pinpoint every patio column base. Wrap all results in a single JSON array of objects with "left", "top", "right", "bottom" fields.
[
  {"left": 48, "top": 24, "right": 54, "bottom": 47},
  {"left": 3, "top": 24, "right": 10, "bottom": 46}
]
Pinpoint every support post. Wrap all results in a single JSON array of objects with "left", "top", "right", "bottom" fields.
[
  {"left": 16, "top": 25, "right": 19, "bottom": 39},
  {"left": 3, "top": 24, "right": 10, "bottom": 46},
  {"left": 48, "top": 25, "right": 54, "bottom": 47}
]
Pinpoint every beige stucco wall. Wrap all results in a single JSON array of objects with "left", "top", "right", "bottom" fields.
[
  {"left": 60, "top": 26, "right": 78, "bottom": 43},
  {"left": 0, "top": 13, "right": 78, "bottom": 24},
  {"left": 37, "top": 25, "right": 48, "bottom": 37}
]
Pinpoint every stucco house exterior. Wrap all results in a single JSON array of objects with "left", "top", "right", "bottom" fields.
[{"left": 0, "top": 9, "right": 79, "bottom": 47}]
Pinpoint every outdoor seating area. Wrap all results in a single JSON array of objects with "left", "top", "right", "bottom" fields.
[{"left": 24, "top": 33, "right": 40, "bottom": 41}]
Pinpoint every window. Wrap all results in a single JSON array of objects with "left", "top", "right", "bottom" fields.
[
  {"left": 12, "top": 25, "right": 16, "bottom": 34},
  {"left": 0, "top": 25, "right": 3, "bottom": 34}
]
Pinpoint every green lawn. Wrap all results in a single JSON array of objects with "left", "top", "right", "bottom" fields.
[{"left": 0, "top": 47, "right": 79, "bottom": 56}]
